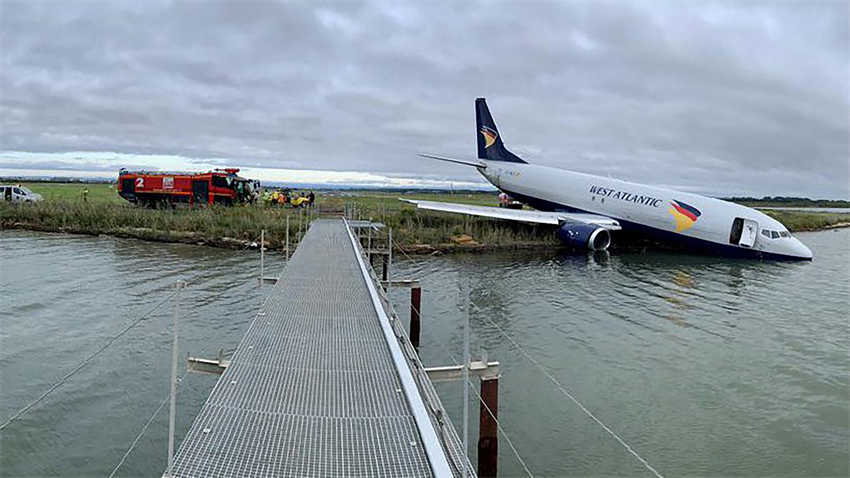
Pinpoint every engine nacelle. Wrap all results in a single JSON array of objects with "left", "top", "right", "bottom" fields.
[{"left": 557, "top": 222, "right": 612, "bottom": 251}]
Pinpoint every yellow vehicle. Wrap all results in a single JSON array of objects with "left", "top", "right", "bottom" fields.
[{"left": 291, "top": 196, "right": 310, "bottom": 207}]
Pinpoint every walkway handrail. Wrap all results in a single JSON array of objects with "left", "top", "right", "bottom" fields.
[{"left": 342, "top": 217, "right": 454, "bottom": 477}]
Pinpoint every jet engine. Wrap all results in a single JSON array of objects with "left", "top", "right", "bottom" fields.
[{"left": 557, "top": 222, "right": 612, "bottom": 251}]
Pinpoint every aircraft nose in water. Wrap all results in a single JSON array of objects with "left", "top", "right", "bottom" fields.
[{"left": 793, "top": 238, "right": 813, "bottom": 260}]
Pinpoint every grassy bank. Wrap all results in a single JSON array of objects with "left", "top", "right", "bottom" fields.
[
  {"left": 0, "top": 184, "right": 556, "bottom": 252},
  {"left": 761, "top": 210, "right": 850, "bottom": 232},
  {"left": 2, "top": 183, "right": 847, "bottom": 253}
]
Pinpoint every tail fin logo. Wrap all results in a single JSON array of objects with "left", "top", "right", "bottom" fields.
[
  {"left": 480, "top": 126, "right": 498, "bottom": 148},
  {"left": 668, "top": 200, "right": 702, "bottom": 232}
]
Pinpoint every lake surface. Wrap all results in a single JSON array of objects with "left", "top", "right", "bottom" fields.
[{"left": 1, "top": 228, "right": 848, "bottom": 477}]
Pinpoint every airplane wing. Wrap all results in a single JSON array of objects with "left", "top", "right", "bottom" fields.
[{"left": 400, "top": 199, "right": 622, "bottom": 230}]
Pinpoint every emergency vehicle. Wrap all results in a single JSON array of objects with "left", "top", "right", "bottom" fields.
[
  {"left": 1, "top": 185, "right": 43, "bottom": 203},
  {"left": 117, "top": 168, "right": 258, "bottom": 207}
]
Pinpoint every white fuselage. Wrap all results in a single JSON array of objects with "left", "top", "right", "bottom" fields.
[{"left": 478, "top": 161, "right": 812, "bottom": 259}]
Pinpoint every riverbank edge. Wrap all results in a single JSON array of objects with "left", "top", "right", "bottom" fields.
[
  {"left": 0, "top": 220, "right": 565, "bottom": 254},
  {"left": 4, "top": 219, "right": 847, "bottom": 255}
]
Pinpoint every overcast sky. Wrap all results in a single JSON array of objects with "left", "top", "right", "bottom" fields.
[{"left": 1, "top": 1, "right": 848, "bottom": 197}]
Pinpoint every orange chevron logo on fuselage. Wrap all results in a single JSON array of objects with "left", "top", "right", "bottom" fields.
[
  {"left": 668, "top": 200, "right": 702, "bottom": 232},
  {"left": 480, "top": 126, "right": 498, "bottom": 148}
]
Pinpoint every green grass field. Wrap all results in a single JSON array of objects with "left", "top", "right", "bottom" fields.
[
  {"left": 3, "top": 183, "right": 554, "bottom": 251},
  {"left": 19, "top": 182, "right": 125, "bottom": 204},
  {"left": 3, "top": 182, "right": 847, "bottom": 252},
  {"left": 16, "top": 182, "right": 501, "bottom": 208}
]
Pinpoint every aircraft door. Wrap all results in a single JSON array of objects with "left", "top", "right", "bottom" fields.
[
  {"left": 739, "top": 219, "right": 758, "bottom": 247},
  {"left": 729, "top": 217, "right": 758, "bottom": 248},
  {"left": 3, "top": 187, "right": 10, "bottom": 201}
]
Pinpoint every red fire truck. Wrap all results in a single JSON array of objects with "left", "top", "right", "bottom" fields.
[{"left": 117, "top": 168, "right": 259, "bottom": 207}]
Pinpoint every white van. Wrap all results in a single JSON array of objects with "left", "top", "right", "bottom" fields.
[{"left": 1, "top": 185, "right": 43, "bottom": 202}]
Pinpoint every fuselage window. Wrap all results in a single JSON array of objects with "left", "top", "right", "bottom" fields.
[
  {"left": 771, "top": 231, "right": 780, "bottom": 239},
  {"left": 761, "top": 229, "right": 771, "bottom": 238},
  {"left": 780, "top": 231, "right": 790, "bottom": 238},
  {"left": 211, "top": 176, "right": 229, "bottom": 188}
]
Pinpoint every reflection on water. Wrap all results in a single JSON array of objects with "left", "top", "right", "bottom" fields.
[
  {"left": 1, "top": 228, "right": 848, "bottom": 477},
  {"left": 391, "top": 229, "right": 849, "bottom": 477},
  {"left": 1, "top": 231, "right": 273, "bottom": 477}
]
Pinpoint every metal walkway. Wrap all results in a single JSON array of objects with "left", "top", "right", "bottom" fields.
[{"left": 166, "top": 219, "right": 473, "bottom": 477}]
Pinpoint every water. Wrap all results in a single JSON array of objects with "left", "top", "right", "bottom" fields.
[{"left": 2, "top": 229, "right": 848, "bottom": 477}]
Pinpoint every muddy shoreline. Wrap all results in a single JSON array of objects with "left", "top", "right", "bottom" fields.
[
  {"left": 1, "top": 221, "right": 565, "bottom": 254},
  {"left": 5, "top": 220, "right": 847, "bottom": 256}
]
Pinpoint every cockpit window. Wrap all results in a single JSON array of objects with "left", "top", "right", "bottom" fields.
[{"left": 761, "top": 228, "right": 789, "bottom": 240}]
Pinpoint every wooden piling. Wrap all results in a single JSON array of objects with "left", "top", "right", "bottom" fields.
[
  {"left": 381, "top": 255, "right": 388, "bottom": 282},
  {"left": 478, "top": 377, "right": 499, "bottom": 477},
  {"left": 410, "top": 286, "right": 421, "bottom": 349}
]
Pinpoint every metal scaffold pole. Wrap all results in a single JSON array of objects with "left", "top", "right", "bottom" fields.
[
  {"left": 259, "top": 229, "right": 265, "bottom": 285},
  {"left": 387, "top": 228, "right": 392, "bottom": 285},
  {"left": 167, "top": 280, "right": 184, "bottom": 468},
  {"left": 298, "top": 209, "right": 303, "bottom": 243},
  {"left": 462, "top": 285, "right": 470, "bottom": 478},
  {"left": 367, "top": 220, "right": 372, "bottom": 263},
  {"left": 285, "top": 215, "right": 290, "bottom": 261}
]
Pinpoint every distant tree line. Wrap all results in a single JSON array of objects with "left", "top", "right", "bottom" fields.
[
  {"left": 725, "top": 196, "right": 850, "bottom": 207},
  {"left": 0, "top": 177, "right": 113, "bottom": 184}
]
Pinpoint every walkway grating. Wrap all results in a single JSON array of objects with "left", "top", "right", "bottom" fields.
[{"left": 166, "top": 219, "right": 472, "bottom": 477}]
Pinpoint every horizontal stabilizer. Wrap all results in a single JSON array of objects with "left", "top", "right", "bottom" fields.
[
  {"left": 400, "top": 199, "right": 621, "bottom": 230},
  {"left": 418, "top": 154, "right": 486, "bottom": 168}
]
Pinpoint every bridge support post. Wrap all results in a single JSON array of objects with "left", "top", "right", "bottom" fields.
[
  {"left": 380, "top": 279, "right": 422, "bottom": 347},
  {"left": 424, "top": 358, "right": 501, "bottom": 476},
  {"left": 478, "top": 375, "right": 499, "bottom": 477},
  {"left": 410, "top": 286, "right": 421, "bottom": 349},
  {"left": 381, "top": 256, "right": 388, "bottom": 282}
]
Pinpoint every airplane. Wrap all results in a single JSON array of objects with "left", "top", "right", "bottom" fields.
[{"left": 405, "top": 98, "right": 813, "bottom": 260}]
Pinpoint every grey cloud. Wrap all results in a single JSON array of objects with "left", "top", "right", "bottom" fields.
[
  {"left": 0, "top": 0, "right": 847, "bottom": 197},
  {"left": 0, "top": 160, "right": 153, "bottom": 172}
]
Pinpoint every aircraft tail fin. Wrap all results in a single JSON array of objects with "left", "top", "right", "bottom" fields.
[{"left": 475, "top": 98, "right": 527, "bottom": 163}]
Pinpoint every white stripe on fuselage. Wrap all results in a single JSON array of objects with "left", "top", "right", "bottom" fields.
[{"left": 478, "top": 160, "right": 808, "bottom": 258}]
